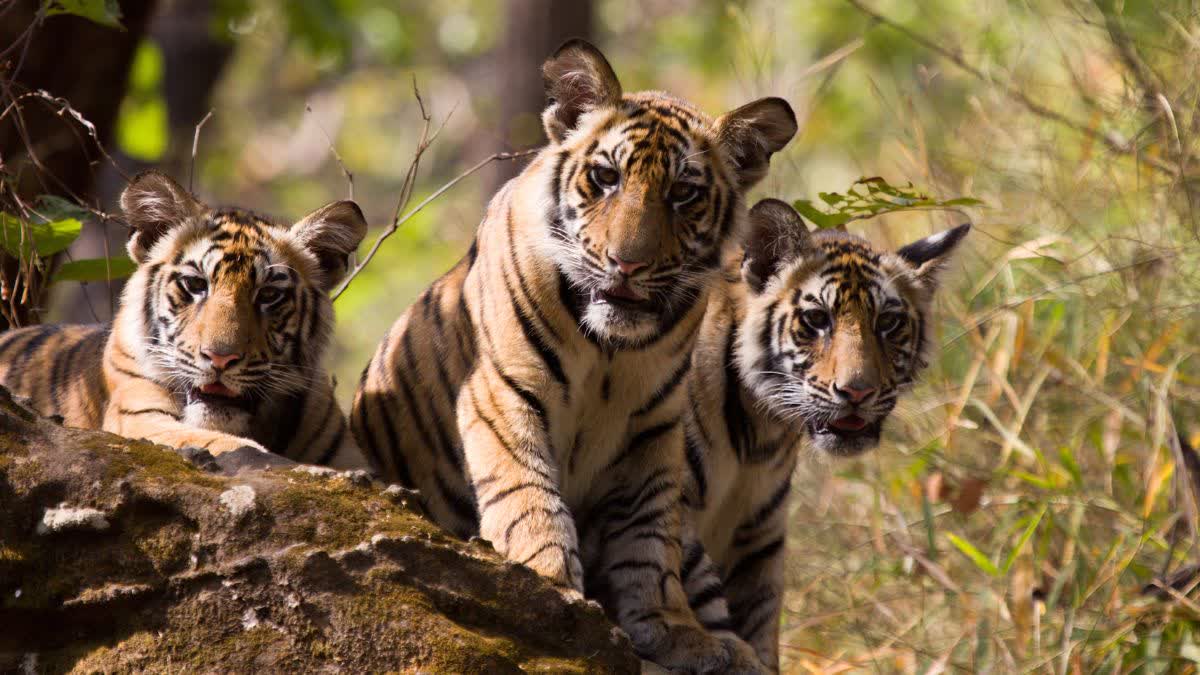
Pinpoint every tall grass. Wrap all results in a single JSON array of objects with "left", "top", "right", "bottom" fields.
[{"left": 772, "top": 1, "right": 1200, "bottom": 672}]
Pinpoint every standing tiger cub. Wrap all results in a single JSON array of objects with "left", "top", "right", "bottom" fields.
[
  {"left": 681, "top": 199, "right": 970, "bottom": 669},
  {"left": 353, "top": 40, "right": 796, "bottom": 672},
  {"left": 0, "top": 171, "right": 367, "bottom": 468}
]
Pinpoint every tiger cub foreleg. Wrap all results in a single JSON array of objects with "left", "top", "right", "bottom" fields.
[
  {"left": 721, "top": 482, "right": 791, "bottom": 671},
  {"left": 458, "top": 364, "right": 584, "bottom": 598},
  {"left": 283, "top": 381, "right": 367, "bottom": 469},
  {"left": 680, "top": 524, "right": 737, "bottom": 636},
  {"left": 104, "top": 380, "right": 267, "bottom": 456},
  {"left": 594, "top": 426, "right": 765, "bottom": 673}
]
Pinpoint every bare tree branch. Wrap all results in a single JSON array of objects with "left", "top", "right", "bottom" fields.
[
  {"left": 332, "top": 147, "right": 538, "bottom": 301},
  {"left": 306, "top": 104, "right": 353, "bottom": 201},
  {"left": 189, "top": 110, "right": 212, "bottom": 194}
]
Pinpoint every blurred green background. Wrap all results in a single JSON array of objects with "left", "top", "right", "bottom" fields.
[{"left": 12, "top": 0, "right": 1200, "bottom": 670}]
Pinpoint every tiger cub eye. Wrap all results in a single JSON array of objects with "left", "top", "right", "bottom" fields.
[
  {"left": 668, "top": 181, "right": 699, "bottom": 204},
  {"left": 590, "top": 166, "right": 620, "bottom": 188},
  {"left": 179, "top": 275, "right": 207, "bottom": 296},
  {"left": 802, "top": 308, "right": 831, "bottom": 331},
  {"left": 876, "top": 311, "right": 904, "bottom": 333}
]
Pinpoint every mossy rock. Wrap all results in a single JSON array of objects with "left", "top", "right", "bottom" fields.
[{"left": 0, "top": 388, "right": 637, "bottom": 673}]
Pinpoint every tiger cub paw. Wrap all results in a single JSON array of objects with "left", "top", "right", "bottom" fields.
[
  {"left": 213, "top": 445, "right": 297, "bottom": 475},
  {"left": 558, "top": 586, "right": 586, "bottom": 604},
  {"left": 717, "top": 633, "right": 770, "bottom": 674},
  {"left": 630, "top": 613, "right": 735, "bottom": 674},
  {"left": 175, "top": 444, "right": 295, "bottom": 476},
  {"left": 175, "top": 446, "right": 222, "bottom": 473}
]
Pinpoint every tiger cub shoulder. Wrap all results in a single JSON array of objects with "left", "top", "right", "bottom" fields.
[{"left": 0, "top": 171, "right": 368, "bottom": 468}]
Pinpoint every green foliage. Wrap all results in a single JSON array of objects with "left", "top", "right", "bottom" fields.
[
  {"left": 791, "top": 177, "right": 981, "bottom": 229},
  {"left": 116, "top": 42, "right": 167, "bottom": 161},
  {"left": 43, "top": 0, "right": 123, "bottom": 29},
  {"left": 946, "top": 532, "right": 1000, "bottom": 576},
  {"left": 0, "top": 211, "right": 82, "bottom": 258},
  {"left": 53, "top": 257, "right": 136, "bottom": 283}
]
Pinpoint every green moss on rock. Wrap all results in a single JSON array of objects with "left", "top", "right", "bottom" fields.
[{"left": 0, "top": 389, "right": 638, "bottom": 674}]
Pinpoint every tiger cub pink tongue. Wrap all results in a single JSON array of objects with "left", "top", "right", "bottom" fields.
[
  {"left": 200, "top": 382, "right": 237, "bottom": 397},
  {"left": 829, "top": 415, "right": 867, "bottom": 431}
]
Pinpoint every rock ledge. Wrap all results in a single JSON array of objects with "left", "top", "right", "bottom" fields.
[{"left": 0, "top": 389, "right": 637, "bottom": 673}]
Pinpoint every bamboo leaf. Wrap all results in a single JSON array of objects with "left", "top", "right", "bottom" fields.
[
  {"left": 946, "top": 533, "right": 1001, "bottom": 576},
  {"left": 1001, "top": 507, "right": 1046, "bottom": 574}
]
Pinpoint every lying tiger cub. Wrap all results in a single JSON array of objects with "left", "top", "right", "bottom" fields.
[
  {"left": 682, "top": 199, "right": 970, "bottom": 669},
  {"left": 0, "top": 171, "right": 367, "bottom": 468}
]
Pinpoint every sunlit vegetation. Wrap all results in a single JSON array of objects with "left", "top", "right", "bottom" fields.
[{"left": 5, "top": 0, "right": 1200, "bottom": 670}]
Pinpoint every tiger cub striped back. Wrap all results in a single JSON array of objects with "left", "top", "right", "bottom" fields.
[
  {"left": 682, "top": 199, "right": 970, "bottom": 668},
  {"left": 354, "top": 40, "right": 796, "bottom": 673},
  {"left": 0, "top": 171, "right": 368, "bottom": 467}
]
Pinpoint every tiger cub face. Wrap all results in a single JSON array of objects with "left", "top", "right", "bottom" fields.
[
  {"left": 119, "top": 171, "right": 366, "bottom": 434},
  {"left": 736, "top": 199, "right": 969, "bottom": 456},
  {"left": 540, "top": 40, "right": 797, "bottom": 345}
]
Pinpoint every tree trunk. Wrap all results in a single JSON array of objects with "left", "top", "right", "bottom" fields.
[
  {"left": 477, "top": 0, "right": 594, "bottom": 194},
  {"left": 0, "top": 0, "right": 157, "bottom": 328},
  {"left": 59, "top": 0, "right": 234, "bottom": 324}
]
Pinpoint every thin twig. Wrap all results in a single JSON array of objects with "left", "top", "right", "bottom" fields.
[
  {"left": 332, "top": 147, "right": 538, "bottom": 301},
  {"left": 190, "top": 110, "right": 212, "bottom": 194},
  {"left": 306, "top": 104, "right": 353, "bottom": 200},
  {"left": 332, "top": 78, "right": 457, "bottom": 300},
  {"left": 31, "top": 89, "right": 130, "bottom": 183}
]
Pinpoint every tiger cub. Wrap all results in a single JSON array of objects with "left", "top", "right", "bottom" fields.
[
  {"left": 682, "top": 199, "right": 970, "bottom": 668},
  {"left": 353, "top": 40, "right": 796, "bottom": 672},
  {"left": 0, "top": 171, "right": 367, "bottom": 467}
]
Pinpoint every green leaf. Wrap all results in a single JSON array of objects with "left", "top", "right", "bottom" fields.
[
  {"left": 0, "top": 212, "right": 83, "bottom": 257},
  {"left": 1010, "top": 470, "right": 1056, "bottom": 489},
  {"left": 946, "top": 533, "right": 1000, "bottom": 576},
  {"left": 1001, "top": 507, "right": 1046, "bottom": 574},
  {"left": 921, "top": 488, "right": 937, "bottom": 559},
  {"left": 791, "top": 177, "right": 981, "bottom": 230},
  {"left": 1058, "top": 446, "right": 1083, "bottom": 487},
  {"left": 792, "top": 200, "right": 850, "bottom": 229},
  {"left": 33, "top": 195, "right": 90, "bottom": 224},
  {"left": 53, "top": 256, "right": 137, "bottom": 283},
  {"left": 43, "top": 0, "right": 123, "bottom": 29}
]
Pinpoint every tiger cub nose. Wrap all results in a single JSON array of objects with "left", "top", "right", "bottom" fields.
[
  {"left": 834, "top": 383, "right": 876, "bottom": 403},
  {"left": 203, "top": 350, "right": 242, "bottom": 370},
  {"left": 607, "top": 253, "right": 649, "bottom": 276}
]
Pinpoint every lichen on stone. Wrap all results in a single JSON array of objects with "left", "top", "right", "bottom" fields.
[{"left": 36, "top": 504, "right": 110, "bottom": 535}]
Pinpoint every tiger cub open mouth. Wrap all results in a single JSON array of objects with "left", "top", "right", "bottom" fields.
[
  {"left": 589, "top": 283, "right": 655, "bottom": 313},
  {"left": 187, "top": 382, "right": 254, "bottom": 411}
]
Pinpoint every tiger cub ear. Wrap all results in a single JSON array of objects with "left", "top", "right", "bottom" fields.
[
  {"left": 896, "top": 223, "right": 971, "bottom": 292},
  {"left": 541, "top": 38, "right": 623, "bottom": 144},
  {"left": 291, "top": 200, "right": 368, "bottom": 292},
  {"left": 743, "top": 199, "right": 812, "bottom": 293},
  {"left": 715, "top": 98, "right": 798, "bottom": 190},
  {"left": 120, "top": 171, "right": 207, "bottom": 263}
]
